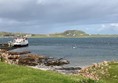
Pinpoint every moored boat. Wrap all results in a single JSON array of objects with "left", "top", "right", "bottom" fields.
[{"left": 9, "top": 37, "right": 29, "bottom": 47}]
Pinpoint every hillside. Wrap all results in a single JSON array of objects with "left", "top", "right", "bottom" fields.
[
  {"left": 0, "top": 30, "right": 118, "bottom": 38},
  {"left": 49, "top": 30, "right": 89, "bottom": 37},
  {"left": 0, "top": 32, "right": 32, "bottom": 37},
  {"left": 0, "top": 30, "right": 89, "bottom": 38}
]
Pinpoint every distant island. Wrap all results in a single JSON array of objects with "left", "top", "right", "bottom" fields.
[{"left": 0, "top": 30, "right": 118, "bottom": 38}]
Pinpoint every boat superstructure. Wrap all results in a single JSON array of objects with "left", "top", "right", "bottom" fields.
[{"left": 9, "top": 37, "right": 28, "bottom": 47}]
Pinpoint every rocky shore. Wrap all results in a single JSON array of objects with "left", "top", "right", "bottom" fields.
[
  {"left": 0, "top": 46, "right": 115, "bottom": 80},
  {"left": 0, "top": 49, "right": 81, "bottom": 74}
]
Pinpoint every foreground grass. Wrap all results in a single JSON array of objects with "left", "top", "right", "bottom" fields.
[
  {"left": 0, "top": 62, "right": 99, "bottom": 83},
  {"left": 79, "top": 61, "right": 118, "bottom": 83},
  {"left": 2, "top": 61, "right": 118, "bottom": 83},
  {"left": 101, "top": 62, "right": 118, "bottom": 83}
]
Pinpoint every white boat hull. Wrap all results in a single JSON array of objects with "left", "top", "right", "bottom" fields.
[
  {"left": 13, "top": 44, "right": 28, "bottom": 47},
  {"left": 10, "top": 38, "right": 29, "bottom": 47}
]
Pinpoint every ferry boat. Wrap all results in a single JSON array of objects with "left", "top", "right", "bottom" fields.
[{"left": 9, "top": 37, "right": 29, "bottom": 47}]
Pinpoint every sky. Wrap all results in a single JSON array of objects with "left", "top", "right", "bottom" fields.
[{"left": 0, "top": 0, "right": 118, "bottom": 34}]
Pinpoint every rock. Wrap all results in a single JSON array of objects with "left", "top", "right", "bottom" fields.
[
  {"left": 44, "top": 58, "right": 70, "bottom": 66},
  {"left": 18, "top": 57, "right": 38, "bottom": 66},
  {"left": 7, "top": 51, "right": 31, "bottom": 55},
  {"left": 18, "top": 54, "right": 46, "bottom": 66},
  {"left": 8, "top": 55, "right": 20, "bottom": 60},
  {"left": 56, "top": 67, "right": 81, "bottom": 70},
  {"left": 0, "top": 49, "right": 7, "bottom": 52},
  {"left": 0, "top": 49, "right": 70, "bottom": 68},
  {"left": 54, "top": 66, "right": 81, "bottom": 74}
]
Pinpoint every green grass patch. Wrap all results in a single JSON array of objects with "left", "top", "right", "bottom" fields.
[
  {"left": 101, "top": 62, "right": 118, "bottom": 83},
  {"left": 0, "top": 62, "right": 99, "bottom": 83},
  {"left": 3, "top": 61, "right": 118, "bottom": 83}
]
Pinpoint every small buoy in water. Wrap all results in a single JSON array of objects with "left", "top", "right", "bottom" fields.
[{"left": 72, "top": 46, "right": 76, "bottom": 49}]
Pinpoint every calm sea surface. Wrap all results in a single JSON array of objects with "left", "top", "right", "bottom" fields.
[{"left": 1, "top": 38, "right": 118, "bottom": 67}]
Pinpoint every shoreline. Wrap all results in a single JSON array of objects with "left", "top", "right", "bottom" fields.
[
  {"left": 1, "top": 48, "right": 118, "bottom": 81},
  {"left": 0, "top": 48, "right": 82, "bottom": 74},
  {"left": 0, "top": 48, "right": 116, "bottom": 75}
]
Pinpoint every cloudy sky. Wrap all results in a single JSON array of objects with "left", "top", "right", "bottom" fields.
[{"left": 0, "top": 0, "right": 118, "bottom": 34}]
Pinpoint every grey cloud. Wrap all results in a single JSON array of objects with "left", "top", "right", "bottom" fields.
[
  {"left": 97, "top": 23, "right": 118, "bottom": 34},
  {"left": 0, "top": 0, "right": 118, "bottom": 33},
  {"left": 0, "top": 0, "right": 118, "bottom": 23}
]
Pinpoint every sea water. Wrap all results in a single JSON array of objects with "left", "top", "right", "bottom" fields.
[{"left": 1, "top": 38, "right": 118, "bottom": 67}]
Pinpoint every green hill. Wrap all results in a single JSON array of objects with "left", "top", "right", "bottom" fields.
[
  {"left": 0, "top": 30, "right": 118, "bottom": 38},
  {"left": 49, "top": 30, "right": 89, "bottom": 38},
  {"left": 0, "top": 30, "right": 89, "bottom": 38},
  {"left": 61, "top": 30, "right": 89, "bottom": 37}
]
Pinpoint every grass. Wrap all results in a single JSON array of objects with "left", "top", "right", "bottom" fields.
[
  {"left": 0, "top": 62, "right": 99, "bottom": 83},
  {"left": 101, "top": 62, "right": 118, "bottom": 83},
  {"left": 1, "top": 61, "right": 118, "bottom": 83},
  {"left": 80, "top": 61, "right": 118, "bottom": 83}
]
